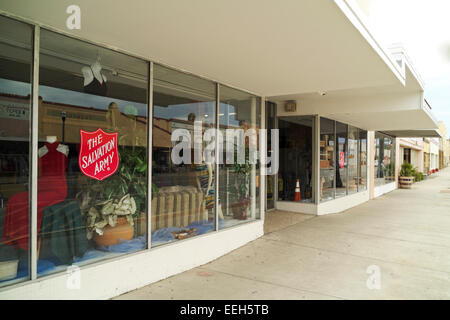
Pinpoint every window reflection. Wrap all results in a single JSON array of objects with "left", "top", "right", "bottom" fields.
[
  {"left": 152, "top": 65, "right": 216, "bottom": 246},
  {"left": 219, "top": 86, "right": 260, "bottom": 229},
  {"left": 36, "top": 29, "right": 149, "bottom": 276},
  {"left": 335, "top": 122, "right": 348, "bottom": 198},
  {"left": 358, "top": 130, "right": 367, "bottom": 191},
  {"left": 348, "top": 126, "right": 358, "bottom": 195},
  {"left": 0, "top": 16, "right": 32, "bottom": 287},
  {"left": 374, "top": 133, "right": 395, "bottom": 186},
  {"left": 320, "top": 118, "right": 335, "bottom": 202}
]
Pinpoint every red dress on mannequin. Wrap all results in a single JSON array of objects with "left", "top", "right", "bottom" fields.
[{"left": 3, "top": 141, "right": 68, "bottom": 250}]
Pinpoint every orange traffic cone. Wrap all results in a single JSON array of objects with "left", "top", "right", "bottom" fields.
[{"left": 294, "top": 179, "right": 301, "bottom": 202}]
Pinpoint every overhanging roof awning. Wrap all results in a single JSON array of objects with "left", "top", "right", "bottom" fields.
[
  {"left": 0, "top": 0, "right": 440, "bottom": 133},
  {"left": 380, "top": 129, "right": 442, "bottom": 138},
  {"left": 0, "top": 0, "right": 419, "bottom": 97}
]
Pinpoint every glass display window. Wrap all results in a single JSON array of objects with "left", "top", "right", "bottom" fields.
[
  {"left": 320, "top": 118, "right": 335, "bottom": 202},
  {"left": 34, "top": 29, "right": 149, "bottom": 276},
  {"left": 0, "top": 15, "right": 33, "bottom": 287}
]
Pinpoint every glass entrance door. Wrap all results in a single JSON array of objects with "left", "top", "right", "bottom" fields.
[{"left": 266, "top": 102, "right": 276, "bottom": 210}]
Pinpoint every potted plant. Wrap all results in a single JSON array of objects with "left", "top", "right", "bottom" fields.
[
  {"left": 384, "top": 163, "right": 395, "bottom": 181},
  {"left": 413, "top": 169, "right": 424, "bottom": 182},
  {"left": 78, "top": 144, "right": 150, "bottom": 245},
  {"left": 228, "top": 152, "right": 251, "bottom": 220},
  {"left": 399, "top": 162, "right": 414, "bottom": 189}
]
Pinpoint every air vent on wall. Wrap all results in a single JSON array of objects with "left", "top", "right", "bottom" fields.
[{"left": 284, "top": 101, "right": 296, "bottom": 112}]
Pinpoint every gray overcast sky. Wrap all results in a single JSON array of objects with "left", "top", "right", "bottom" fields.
[{"left": 364, "top": 0, "right": 450, "bottom": 138}]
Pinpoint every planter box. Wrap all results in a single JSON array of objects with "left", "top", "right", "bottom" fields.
[{"left": 399, "top": 176, "right": 414, "bottom": 189}]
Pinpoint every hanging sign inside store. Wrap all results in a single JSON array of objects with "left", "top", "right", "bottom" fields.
[
  {"left": 339, "top": 151, "right": 345, "bottom": 169},
  {"left": 79, "top": 128, "right": 119, "bottom": 181}
]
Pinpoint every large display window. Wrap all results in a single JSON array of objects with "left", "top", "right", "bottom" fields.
[
  {"left": 374, "top": 132, "right": 395, "bottom": 186},
  {"left": 358, "top": 130, "right": 368, "bottom": 191},
  {"left": 320, "top": 118, "right": 368, "bottom": 202},
  {"left": 335, "top": 121, "right": 348, "bottom": 198},
  {"left": 0, "top": 16, "right": 32, "bottom": 287},
  {"left": 152, "top": 64, "right": 216, "bottom": 246},
  {"left": 348, "top": 125, "right": 359, "bottom": 195},
  {"left": 218, "top": 85, "right": 261, "bottom": 229},
  {"left": 34, "top": 29, "right": 149, "bottom": 276},
  {"left": 320, "top": 118, "right": 335, "bottom": 201}
]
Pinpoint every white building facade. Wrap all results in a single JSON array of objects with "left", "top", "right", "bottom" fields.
[{"left": 0, "top": 0, "right": 439, "bottom": 299}]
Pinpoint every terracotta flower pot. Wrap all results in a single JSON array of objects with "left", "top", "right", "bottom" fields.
[
  {"left": 94, "top": 217, "right": 134, "bottom": 247},
  {"left": 231, "top": 199, "right": 250, "bottom": 220}
]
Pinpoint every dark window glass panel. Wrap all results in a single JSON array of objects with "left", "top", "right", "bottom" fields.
[
  {"left": 0, "top": 16, "right": 33, "bottom": 287},
  {"left": 320, "top": 118, "right": 335, "bottom": 202}
]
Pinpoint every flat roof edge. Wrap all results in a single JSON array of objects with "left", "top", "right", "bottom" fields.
[{"left": 335, "top": 0, "right": 407, "bottom": 87}]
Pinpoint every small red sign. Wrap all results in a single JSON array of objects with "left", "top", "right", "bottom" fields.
[
  {"left": 339, "top": 151, "right": 345, "bottom": 169},
  {"left": 79, "top": 128, "right": 119, "bottom": 181}
]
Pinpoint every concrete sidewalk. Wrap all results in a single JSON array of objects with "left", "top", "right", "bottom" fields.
[{"left": 115, "top": 169, "right": 450, "bottom": 300}]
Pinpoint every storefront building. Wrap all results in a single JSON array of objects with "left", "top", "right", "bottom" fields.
[
  {"left": 0, "top": 1, "right": 440, "bottom": 299},
  {"left": 399, "top": 138, "right": 424, "bottom": 173},
  {"left": 438, "top": 121, "right": 448, "bottom": 169},
  {"left": 430, "top": 138, "right": 440, "bottom": 172}
]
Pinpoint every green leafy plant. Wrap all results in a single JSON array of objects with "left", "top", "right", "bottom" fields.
[
  {"left": 385, "top": 163, "right": 395, "bottom": 177},
  {"left": 412, "top": 168, "right": 424, "bottom": 182},
  {"left": 400, "top": 162, "right": 414, "bottom": 177},
  {"left": 79, "top": 145, "right": 157, "bottom": 218},
  {"left": 229, "top": 150, "right": 251, "bottom": 204}
]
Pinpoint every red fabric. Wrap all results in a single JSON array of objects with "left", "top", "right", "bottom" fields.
[{"left": 3, "top": 141, "right": 68, "bottom": 250}]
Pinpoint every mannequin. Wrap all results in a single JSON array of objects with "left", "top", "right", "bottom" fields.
[
  {"left": 81, "top": 60, "right": 107, "bottom": 96},
  {"left": 3, "top": 137, "right": 69, "bottom": 250},
  {"left": 194, "top": 155, "right": 224, "bottom": 220},
  {"left": 39, "top": 136, "right": 69, "bottom": 158}
]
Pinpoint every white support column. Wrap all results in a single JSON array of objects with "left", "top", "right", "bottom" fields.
[
  {"left": 314, "top": 115, "right": 320, "bottom": 205},
  {"left": 215, "top": 83, "right": 220, "bottom": 231},
  {"left": 30, "top": 25, "right": 40, "bottom": 280},
  {"left": 250, "top": 97, "right": 257, "bottom": 219},
  {"left": 147, "top": 61, "right": 153, "bottom": 248},
  {"left": 260, "top": 97, "right": 266, "bottom": 220}
]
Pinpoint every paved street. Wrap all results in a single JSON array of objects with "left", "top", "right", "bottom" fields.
[{"left": 115, "top": 169, "right": 450, "bottom": 300}]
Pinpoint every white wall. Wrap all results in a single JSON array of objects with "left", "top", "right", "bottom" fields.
[
  {"left": 317, "top": 190, "right": 370, "bottom": 215},
  {"left": 0, "top": 221, "right": 264, "bottom": 299},
  {"left": 275, "top": 190, "right": 370, "bottom": 216},
  {"left": 374, "top": 182, "right": 396, "bottom": 198}
]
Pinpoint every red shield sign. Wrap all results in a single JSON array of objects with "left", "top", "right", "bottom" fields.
[
  {"left": 79, "top": 128, "right": 119, "bottom": 181},
  {"left": 339, "top": 151, "right": 345, "bottom": 169}
]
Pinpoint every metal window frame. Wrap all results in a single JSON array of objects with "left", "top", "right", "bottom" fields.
[
  {"left": 264, "top": 101, "right": 277, "bottom": 212},
  {"left": 314, "top": 115, "right": 320, "bottom": 205},
  {"left": 345, "top": 123, "right": 349, "bottom": 196},
  {"left": 333, "top": 120, "right": 337, "bottom": 200},
  {"left": 357, "top": 128, "right": 360, "bottom": 193},
  {"left": 260, "top": 97, "right": 266, "bottom": 221},
  {"left": 215, "top": 83, "right": 220, "bottom": 232},
  {"left": 30, "top": 25, "right": 40, "bottom": 280},
  {"left": 147, "top": 61, "right": 153, "bottom": 248}
]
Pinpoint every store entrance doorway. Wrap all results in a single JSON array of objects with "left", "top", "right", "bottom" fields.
[{"left": 277, "top": 116, "right": 314, "bottom": 203}]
